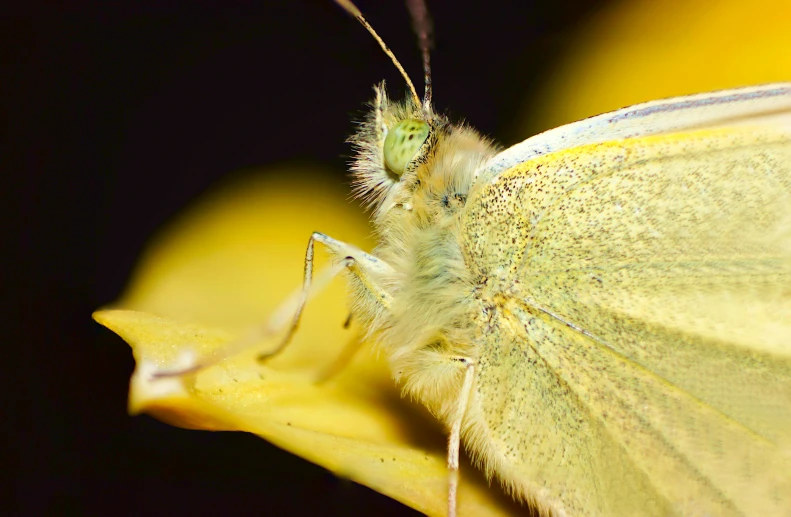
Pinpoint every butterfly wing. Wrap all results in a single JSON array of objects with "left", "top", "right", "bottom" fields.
[
  {"left": 461, "top": 90, "right": 791, "bottom": 516},
  {"left": 480, "top": 83, "right": 791, "bottom": 183}
]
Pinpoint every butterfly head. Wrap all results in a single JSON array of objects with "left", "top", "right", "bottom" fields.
[
  {"left": 337, "top": 0, "right": 496, "bottom": 227},
  {"left": 349, "top": 83, "right": 450, "bottom": 221}
]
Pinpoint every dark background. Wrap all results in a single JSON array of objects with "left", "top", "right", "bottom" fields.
[{"left": 9, "top": 0, "right": 605, "bottom": 515}]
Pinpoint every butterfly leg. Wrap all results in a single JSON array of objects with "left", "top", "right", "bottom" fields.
[
  {"left": 447, "top": 356, "right": 476, "bottom": 517},
  {"left": 259, "top": 231, "right": 394, "bottom": 362},
  {"left": 151, "top": 232, "right": 392, "bottom": 380},
  {"left": 290, "top": 233, "right": 395, "bottom": 383}
]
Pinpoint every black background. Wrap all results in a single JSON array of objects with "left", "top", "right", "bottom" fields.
[{"left": 9, "top": 0, "right": 605, "bottom": 515}]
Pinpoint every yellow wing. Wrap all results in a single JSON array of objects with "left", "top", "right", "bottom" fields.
[{"left": 461, "top": 125, "right": 791, "bottom": 516}]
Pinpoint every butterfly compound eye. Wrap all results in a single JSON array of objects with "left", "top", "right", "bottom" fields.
[{"left": 383, "top": 119, "right": 430, "bottom": 176}]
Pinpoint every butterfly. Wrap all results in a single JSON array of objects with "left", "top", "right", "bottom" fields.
[{"left": 144, "top": 1, "right": 791, "bottom": 515}]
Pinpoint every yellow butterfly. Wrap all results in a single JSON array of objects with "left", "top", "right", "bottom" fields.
[
  {"left": 100, "top": 0, "right": 791, "bottom": 515},
  {"left": 300, "top": 1, "right": 791, "bottom": 515}
]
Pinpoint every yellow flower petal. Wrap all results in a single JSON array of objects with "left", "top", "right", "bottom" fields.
[{"left": 94, "top": 171, "right": 520, "bottom": 516}]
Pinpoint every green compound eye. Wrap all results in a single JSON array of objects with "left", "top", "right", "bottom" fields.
[{"left": 383, "top": 119, "right": 430, "bottom": 176}]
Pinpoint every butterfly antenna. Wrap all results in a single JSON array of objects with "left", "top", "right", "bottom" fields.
[
  {"left": 406, "top": 0, "right": 434, "bottom": 113},
  {"left": 334, "top": 0, "right": 422, "bottom": 108}
]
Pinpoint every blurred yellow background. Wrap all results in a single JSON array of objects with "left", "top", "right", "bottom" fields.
[{"left": 527, "top": 0, "right": 791, "bottom": 134}]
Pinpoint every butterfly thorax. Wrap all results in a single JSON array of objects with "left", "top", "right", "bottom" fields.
[{"left": 349, "top": 84, "right": 499, "bottom": 419}]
